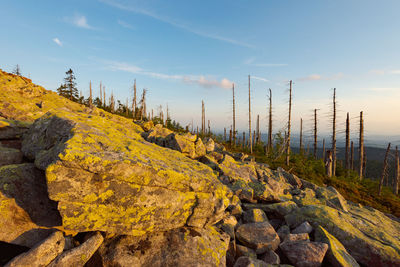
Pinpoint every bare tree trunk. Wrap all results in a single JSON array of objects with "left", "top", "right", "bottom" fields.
[
  {"left": 314, "top": 109, "right": 317, "bottom": 158},
  {"left": 345, "top": 112, "right": 350, "bottom": 170},
  {"left": 267, "top": 88, "right": 273, "bottom": 154},
  {"left": 322, "top": 139, "right": 326, "bottom": 160},
  {"left": 208, "top": 120, "right": 211, "bottom": 135},
  {"left": 229, "top": 127, "right": 232, "bottom": 144},
  {"left": 363, "top": 150, "right": 367, "bottom": 179},
  {"left": 224, "top": 128, "right": 227, "bottom": 143},
  {"left": 133, "top": 79, "right": 137, "bottom": 119},
  {"left": 103, "top": 87, "right": 106, "bottom": 108},
  {"left": 232, "top": 83, "right": 236, "bottom": 146},
  {"left": 351, "top": 141, "right": 354, "bottom": 170},
  {"left": 332, "top": 88, "right": 337, "bottom": 176},
  {"left": 100, "top": 82, "right": 103, "bottom": 106},
  {"left": 125, "top": 98, "right": 129, "bottom": 116},
  {"left": 243, "top": 132, "right": 246, "bottom": 150},
  {"left": 256, "top": 114, "right": 260, "bottom": 145},
  {"left": 286, "top": 80, "right": 292, "bottom": 165},
  {"left": 89, "top": 81, "right": 93, "bottom": 108},
  {"left": 359, "top": 111, "right": 364, "bottom": 180},
  {"left": 300, "top": 118, "right": 303, "bottom": 154},
  {"left": 325, "top": 150, "right": 333, "bottom": 177},
  {"left": 394, "top": 146, "right": 399, "bottom": 195},
  {"left": 379, "top": 143, "right": 391, "bottom": 196},
  {"left": 248, "top": 75, "right": 252, "bottom": 153},
  {"left": 201, "top": 100, "right": 205, "bottom": 134},
  {"left": 253, "top": 130, "right": 256, "bottom": 149}
]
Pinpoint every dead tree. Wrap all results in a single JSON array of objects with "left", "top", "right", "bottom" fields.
[
  {"left": 351, "top": 141, "right": 354, "bottom": 170},
  {"left": 314, "top": 109, "right": 318, "bottom": 158},
  {"left": 201, "top": 100, "right": 205, "bottom": 134},
  {"left": 267, "top": 88, "right": 273, "bottom": 154},
  {"left": 394, "top": 146, "right": 399, "bottom": 195},
  {"left": 286, "top": 80, "right": 293, "bottom": 165},
  {"left": 103, "top": 86, "right": 106, "bottom": 108},
  {"left": 379, "top": 143, "right": 391, "bottom": 195},
  {"left": 256, "top": 115, "right": 260, "bottom": 145},
  {"left": 89, "top": 81, "right": 93, "bottom": 108},
  {"left": 322, "top": 139, "right": 326, "bottom": 159},
  {"left": 243, "top": 132, "right": 246, "bottom": 150},
  {"left": 110, "top": 92, "right": 115, "bottom": 113},
  {"left": 345, "top": 112, "right": 350, "bottom": 170},
  {"left": 325, "top": 150, "right": 333, "bottom": 177},
  {"left": 208, "top": 120, "right": 211, "bottom": 135},
  {"left": 224, "top": 128, "right": 227, "bottom": 142},
  {"left": 139, "top": 89, "right": 147, "bottom": 120},
  {"left": 248, "top": 75, "right": 252, "bottom": 153},
  {"left": 229, "top": 127, "right": 232, "bottom": 144},
  {"left": 363, "top": 150, "right": 367, "bottom": 179},
  {"left": 99, "top": 82, "right": 103, "bottom": 106},
  {"left": 300, "top": 118, "right": 303, "bottom": 154},
  {"left": 125, "top": 98, "right": 129, "bottom": 117},
  {"left": 132, "top": 79, "right": 137, "bottom": 119},
  {"left": 359, "top": 111, "right": 364, "bottom": 180},
  {"left": 232, "top": 83, "right": 236, "bottom": 146},
  {"left": 332, "top": 88, "right": 337, "bottom": 176}
]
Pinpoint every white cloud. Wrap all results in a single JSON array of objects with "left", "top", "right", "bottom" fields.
[
  {"left": 251, "top": 76, "right": 270, "bottom": 83},
  {"left": 108, "top": 61, "right": 232, "bottom": 89},
  {"left": 99, "top": 0, "right": 253, "bottom": 48},
  {"left": 66, "top": 14, "right": 93, "bottom": 29},
  {"left": 52, "top": 38, "right": 62, "bottom": 47},
  {"left": 117, "top": 19, "right": 135, "bottom": 29}
]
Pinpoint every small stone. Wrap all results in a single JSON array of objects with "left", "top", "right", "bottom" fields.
[
  {"left": 292, "top": 221, "right": 313, "bottom": 234},
  {"left": 276, "top": 225, "right": 290, "bottom": 240},
  {"left": 243, "top": 209, "right": 268, "bottom": 223},
  {"left": 236, "top": 244, "right": 257, "bottom": 259},
  {"left": 235, "top": 222, "right": 280, "bottom": 254},
  {"left": 260, "top": 249, "right": 280, "bottom": 264},
  {"left": 280, "top": 240, "right": 328, "bottom": 267},
  {"left": 283, "top": 233, "right": 309, "bottom": 242}
]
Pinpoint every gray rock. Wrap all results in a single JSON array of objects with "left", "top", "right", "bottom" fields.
[
  {"left": 243, "top": 209, "right": 268, "bottom": 223},
  {"left": 0, "top": 146, "right": 23, "bottom": 166},
  {"left": 48, "top": 232, "right": 104, "bottom": 267},
  {"left": 235, "top": 222, "right": 280, "bottom": 254},
  {"left": 5, "top": 231, "right": 65, "bottom": 267},
  {"left": 236, "top": 244, "right": 257, "bottom": 259},
  {"left": 276, "top": 225, "right": 290, "bottom": 240},
  {"left": 260, "top": 249, "right": 280, "bottom": 265},
  {"left": 0, "top": 120, "right": 29, "bottom": 139},
  {"left": 234, "top": 256, "right": 268, "bottom": 267},
  {"left": 292, "top": 221, "right": 313, "bottom": 234},
  {"left": 279, "top": 240, "right": 328, "bottom": 267}
]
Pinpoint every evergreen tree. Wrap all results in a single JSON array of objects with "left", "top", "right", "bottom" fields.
[
  {"left": 56, "top": 84, "right": 68, "bottom": 97},
  {"left": 63, "top": 68, "right": 79, "bottom": 101}
]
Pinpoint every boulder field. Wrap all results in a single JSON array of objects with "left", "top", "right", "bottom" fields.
[{"left": 0, "top": 69, "right": 400, "bottom": 266}]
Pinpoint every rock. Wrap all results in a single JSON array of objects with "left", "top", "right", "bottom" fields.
[
  {"left": 243, "top": 209, "right": 268, "bottom": 223},
  {"left": 22, "top": 113, "right": 230, "bottom": 235},
  {"left": 276, "top": 225, "right": 290, "bottom": 240},
  {"left": 99, "top": 226, "right": 229, "bottom": 267},
  {"left": 235, "top": 222, "right": 280, "bottom": 254},
  {"left": 48, "top": 232, "right": 104, "bottom": 267},
  {"left": 5, "top": 231, "right": 65, "bottom": 267},
  {"left": 256, "top": 165, "right": 293, "bottom": 202},
  {"left": 247, "top": 201, "right": 298, "bottom": 218},
  {"left": 226, "top": 241, "right": 236, "bottom": 267},
  {"left": 314, "top": 225, "right": 360, "bottom": 267},
  {"left": 315, "top": 186, "right": 349, "bottom": 212},
  {"left": 0, "top": 146, "right": 23, "bottom": 166},
  {"left": 283, "top": 233, "right": 309, "bottom": 242},
  {"left": 214, "top": 142, "right": 226, "bottom": 152},
  {"left": 292, "top": 221, "right": 313, "bottom": 234},
  {"left": 145, "top": 124, "right": 173, "bottom": 145},
  {"left": 229, "top": 203, "right": 243, "bottom": 218},
  {"left": 236, "top": 244, "right": 257, "bottom": 259},
  {"left": 275, "top": 167, "right": 302, "bottom": 188},
  {"left": 204, "top": 137, "right": 215, "bottom": 153},
  {"left": 260, "top": 249, "right": 280, "bottom": 265},
  {"left": 0, "top": 119, "right": 30, "bottom": 139},
  {"left": 220, "top": 215, "right": 238, "bottom": 239},
  {"left": 0, "top": 242, "right": 30, "bottom": 266},
  {"left": 279, "top": 240, "right": 328, "bottom": 267},
  {"left": 233, "top": 256, "right": 268, "bottom": 267},
  {"left": 285, "top": 204, "right": 400, "bottom": 266},
  {"left": 138, "top": 120, "right": 154, "bottom": 132},
  {"left": 0, "top": 163, "right": 61, "bottom": 247}
]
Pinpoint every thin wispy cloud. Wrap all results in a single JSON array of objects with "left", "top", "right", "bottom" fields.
[
  {"left": 245, "top": 57, "right": 288, "bottom": 67},
  {"left": 52, "top": 38, "right": 62, "bottom": 47},
  {"left": 252, "top": 76, "right": 270, "bottom": 83},
  {"left": 297, "top": 73, "right": 343, "bottom": 82},
  {"left": 107, "top": 61, "right": 233, "bottom": 89},
  {"left": 117, "top": 19, "right": 135, "bottom": 30},
  {"left": 369, "top": 69, "right": 400, "bottom": 75},
  {"left": 99, "top": 0, "right": 254, "bottom": 48},
  {"left": 65, "top": 14, "right": 93, "bottom": 29}
]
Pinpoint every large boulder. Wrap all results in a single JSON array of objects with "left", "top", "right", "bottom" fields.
[
  {"left": 235, "top": 221, "right": 280, "bottom": 254},
  {"left": 22, "top": 112, "right": 230, "bottom": 235},
  {"left": 314, "top": 225, "right": 360, "bottom": 267},
  {"left": 0, "top": 146, "right": 23, "bottom": 166},
  {"left": 279, "top": 240, "right": 328, "bottom": 267},
  {"left": 285, "top": 204, "right": 400, "bottom": 266},
  {"left": 98, "top": 226, "right": 229, "bottom": 267},
  {"left": 0, "top": 119, "right": 30, "bottom": 139},
  {"left": 0, "top": 163, "right": 61, "bottom": 247}
]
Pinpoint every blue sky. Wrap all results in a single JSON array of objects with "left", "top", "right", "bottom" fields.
[{"left": 1, "top": 0, "right": 400, "bottom": 143}]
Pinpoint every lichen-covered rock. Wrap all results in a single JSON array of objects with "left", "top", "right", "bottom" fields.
[
  {"left": 48, "top": 231, "right": 104, "bottom": 267},
  {"left": 285, "top": 204, "right": 400, "bottom": 266},
  {"left": 21, "top": 112, "right": 230, "bottom": 235},
  {"left": 283, "top": 233, "right": 309, "bottom": 242},
  {"left": 233, "top": 256, "right": 268, "bottom": 267},
  {"left": 235, "top": 222, "right": 280, "bottom": 254},
  {"left": 236, "top": 244, "right": 257, "bottom": 259},
  {"left": 0, "top": 146, "right": 23, "bottom": 166},
  {"left": 0, "top": 163, "right": 61, "bottom": 247},
  {"left": 0, "top": 119, "right": 30, "bottom": 139},
  {"left": 243, "top": 201, "right": 298, "bottom": 218},
  {"left": 279, "top": 240, "right": 328, "bottom": 267},
  {"left": 204, "top": 137, "right": 215, "bottom": 153},
  {"left": 5, "top": 231, "right": 65, "bottom": 267},
  {"left": 314, "top": 226, "right": 360, "bottom": 267},
  {"left": 243, "top": 209, "right": 268, "bottom": 223},
  {"left": 275, "top": 167, "right": 302, "bottom": 188},
  {"left": 99, "top": 226, "right": 229, "bottom": 267}
]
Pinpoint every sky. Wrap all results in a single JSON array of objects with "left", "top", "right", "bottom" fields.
[{"left": 1, "top": 0, "right": 400, "bottom": 146}]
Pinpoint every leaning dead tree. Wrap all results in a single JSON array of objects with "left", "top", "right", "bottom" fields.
[
  {"left": 345, "top": 112, "right": 350, "bottom": 172},
  {"left": 394, "top": 146, "right": 399, "bottom": 195},
  {"left": 299, "top": 118, "right": 303, "bottom": 154},
  {"left": 286, "top": 80, "right": 293, "bottom": 166},
  {"left": 232, "top": 83, "right": 236, "bottom": 146},
  {"left": 314, "top": 109, "right": 318, "bottom": 158},
  {"left": 248, "top": 75, "right": 252, "bottom": 153},
  {"left": 332, "top": 88, "right": 337, "bottom": 176},
  {"left": 267, "top": 88, "right": 273, "bottom": 154},
  {"left": 359, "top": 111, "right": 364, "bottom": 180},
  {"left": 379, "top": 143, "right": 391, "bottom": 196}
]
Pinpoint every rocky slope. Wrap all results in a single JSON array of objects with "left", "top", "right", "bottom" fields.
[{"left": 0, "top": 69, "right": 400, "bottom": 266}]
